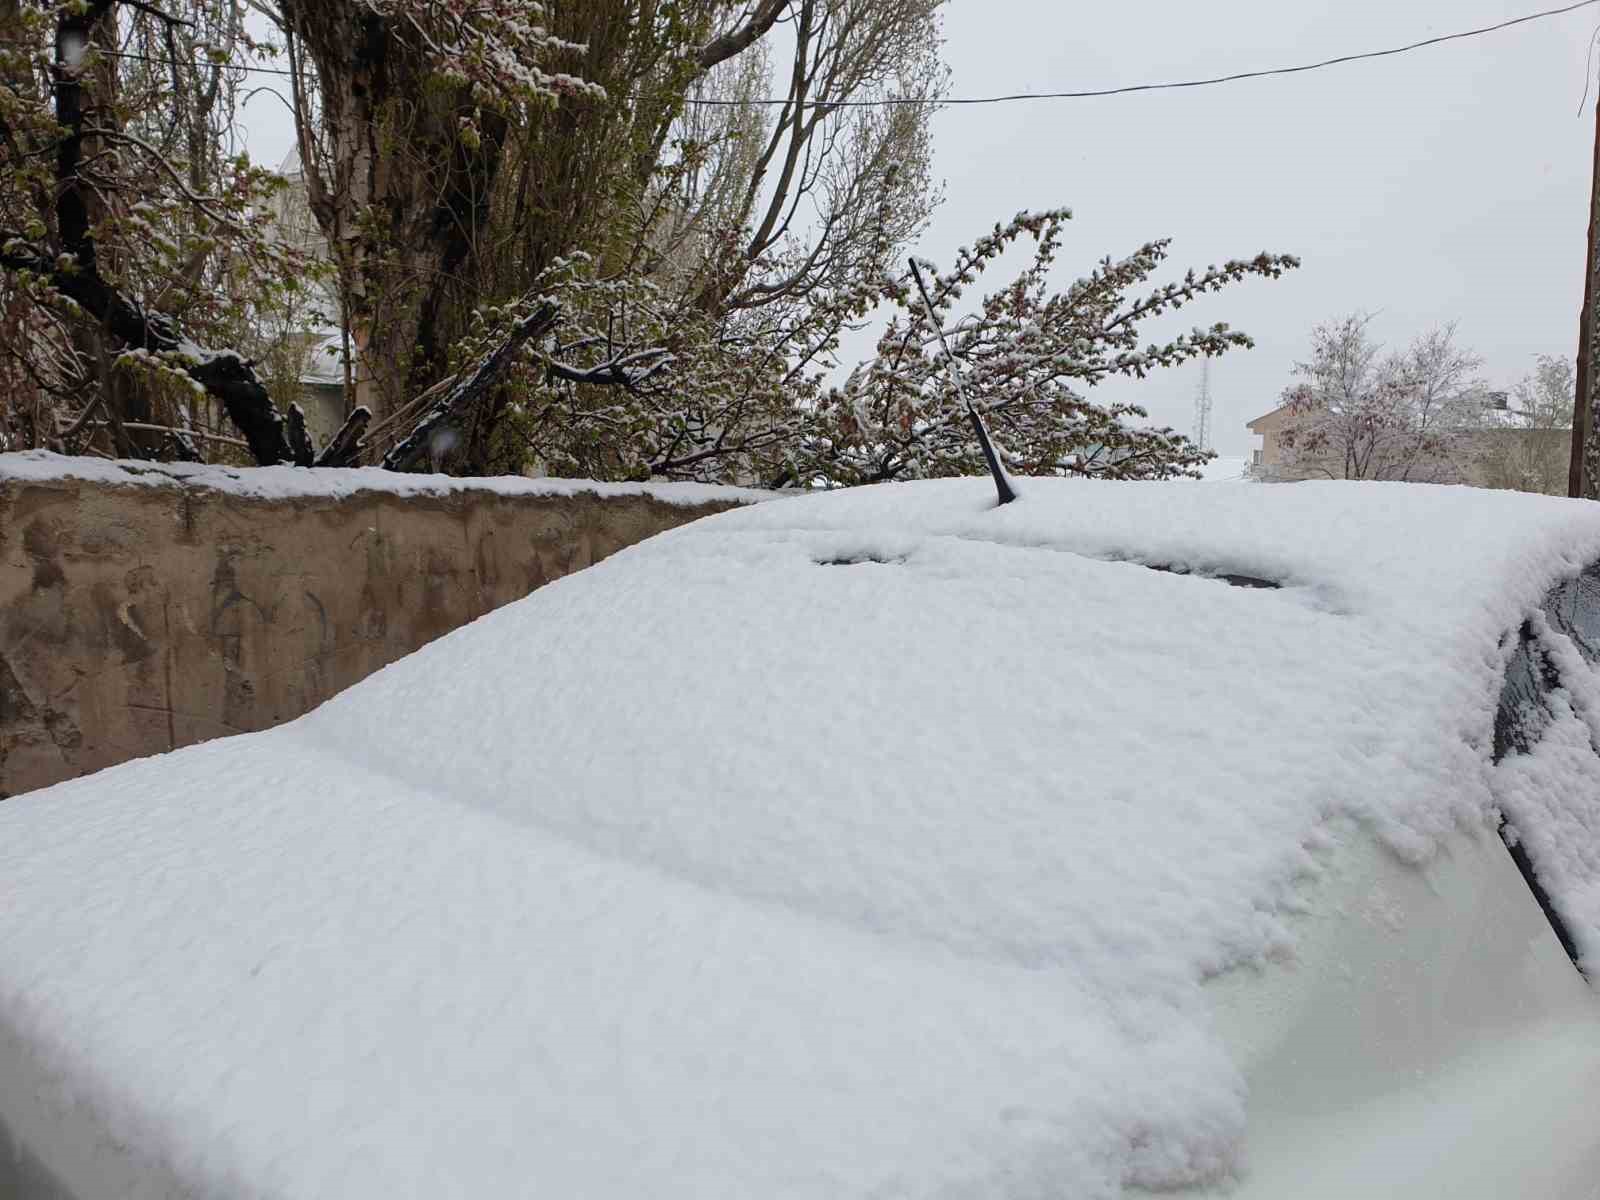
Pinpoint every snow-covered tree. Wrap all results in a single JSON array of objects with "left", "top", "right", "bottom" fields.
[
  {"left": 441, "top": 0, "right": 945, "bottom": 473},
  {"left": 1275, "top": 315, "right": 1485, "bottom": 483},
  {"left": 2, "top": 0, "right": 942, "bottom": 472},
  {"left": 271, "top": 0, "right": 627, "bottom": 423},
  {"left": 681, "top": 0, "right": 944, "bottom": 318},
  {"left": 0, "top": 0, "right": 321, "bottom": 462},
  {"left": 1511, "top": 354, "right": 1576, "bottom": 431},
  {"left": 2, "top": 1, "right": 1294, "bottom": 489},
  {"left": 430, "top": 208, "right": 1298, "bottom": 487},
  {"left": 1476, "top": 354, "right": 1574, "bottom": 495},
  {"left": 348, "top": 0, "right": 947, "bottom": 477},
  {"left": 799, "top": 210, "right": 1299, "bottom": 486}
]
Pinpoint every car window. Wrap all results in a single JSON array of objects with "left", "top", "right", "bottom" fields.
[
  {"left": 1493, "top": 621, "right": 1557, "bottom": 761},
  {"left": 1541, "top": 562, "right": 1600, "bottom": 664},
  {"left": 1491, "top": 569, "right": 1600, "bottom": 974}
]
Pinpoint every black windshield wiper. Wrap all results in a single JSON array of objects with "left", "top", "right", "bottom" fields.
[{"left": 909, "top": 258, "right": 1017, "bottom": 507}]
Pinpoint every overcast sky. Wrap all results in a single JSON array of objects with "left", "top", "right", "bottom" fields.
[
  {"left": 241, "top": 0, "right": 1599, "bottom": 456},
  {"left": 914, "top": 0, "right": 1598, "bottom": 453}
]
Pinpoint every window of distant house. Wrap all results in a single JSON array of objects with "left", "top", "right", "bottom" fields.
[{"left": 1252, "top": 450, "right": 1262, "bottom": 465}]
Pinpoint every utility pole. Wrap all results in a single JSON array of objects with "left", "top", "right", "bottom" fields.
[
  {"left": 1192, "top": 360, "right": 1213, "bottom": 453},
  {"left": 1569, "top": 65, "right": 1600, "bottom": 498}
]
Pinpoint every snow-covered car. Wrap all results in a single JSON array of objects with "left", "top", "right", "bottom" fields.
[{"left": 3, "top": 477, "right": 1600, "bottom": 1200}]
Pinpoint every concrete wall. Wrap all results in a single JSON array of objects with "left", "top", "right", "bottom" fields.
[{"left": 0, "top": 473, "right": 748, "bottom": 797}]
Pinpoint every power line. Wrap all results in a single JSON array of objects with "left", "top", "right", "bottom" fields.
[
  {"left": 1579, "top": 19, "right": 1600, "bottom": 112},
  {"left": 4, "top": 0, "right": 1596, "bottom": 104},
  {"left": 686, "top": 0, "right": 1600, "bottom": 107}
]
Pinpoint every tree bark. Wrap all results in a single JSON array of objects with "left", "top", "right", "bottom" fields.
[
  {"left": 1571, "top": 74, "right": 1600, "bottom": 498},
  {"left": 696, "top": 0, "right": 786, "bottom": 70},
  {"left": 281, "top": 0, "right": 516, "bottom": 421}
]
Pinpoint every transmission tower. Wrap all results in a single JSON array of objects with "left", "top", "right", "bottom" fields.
[{"left": 1192, "top": 360, "right": 1213, "bottom": 452}]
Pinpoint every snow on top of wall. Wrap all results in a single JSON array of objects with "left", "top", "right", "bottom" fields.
[
  {"left": 3, "top": 476, "right": 1600, "bottom": 1200},
  {"left": 0, "top": 450, "right": 774, "bottom": 508}
]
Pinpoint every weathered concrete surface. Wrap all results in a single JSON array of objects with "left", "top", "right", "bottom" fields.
[{"left": 0, "top": 476, "right": 745, "bottom": 797}]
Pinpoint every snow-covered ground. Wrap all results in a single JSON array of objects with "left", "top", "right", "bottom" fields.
[
  {"left": 3, "top": 477, "right": 1600, "bottom": 1199},
  {"left": 1195, "top": 454, "right": 1250, "bottom": 481}
]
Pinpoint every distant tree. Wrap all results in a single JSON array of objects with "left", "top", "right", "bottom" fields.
[
  {"left": 1511, "top": 355, "right": 1575, "bottom": 430},
  {"left": 1476, "top": 354, "right": 1573, "bottom": 495},
  {"left": 1275, "top": 314, "right": 1485, "bottom": 482}
]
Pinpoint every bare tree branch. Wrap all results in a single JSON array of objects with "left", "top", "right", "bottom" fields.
[
  {"left": 383, "top": 303, "right": 559, "bottom": 471},
  {"left": 696, "top": 0, "right": 786, "bottom": 71}
]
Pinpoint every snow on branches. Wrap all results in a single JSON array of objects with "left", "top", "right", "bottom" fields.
[
  {"left": 1, "top": 0, "right": 325, "bottom": 462},
  {"left": 352, "top": 0, "right": 603, "bottom": 106},
  {"left": 434, "top": 258, "right": 808, "bottom": 482},
  {"left": 804, "top": 209, "right": 1299, "bottom": 485},
  {"left": 1273, "top": 315, "right": 1488, "bottom": 483},
  {"left": 459, "top": 211, "right": 1297, "bottom": 489}
]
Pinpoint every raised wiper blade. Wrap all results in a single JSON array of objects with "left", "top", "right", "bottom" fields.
[{"left": 909, "top": 258, "right": 1017, "bottom": 507}]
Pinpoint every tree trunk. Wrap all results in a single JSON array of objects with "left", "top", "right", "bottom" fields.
[{"left": 281, "top": 0, "right": 513, "bottom": 422}]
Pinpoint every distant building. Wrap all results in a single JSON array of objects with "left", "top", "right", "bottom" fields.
[
  {"left": 1244, "top": 399, "right": 1571, "bottom": 494},
  {"left": 1244, "top": 404, "right": 1303, "bottom": 480},
  {"left": 267, "top": 149, "right": 330, "bottom": 264},
  {"left": 264, "top": 151, "right": 351, "bottom": 433},
  {"left": 289, "top": 331, "right": 350, "bottom": 445}
]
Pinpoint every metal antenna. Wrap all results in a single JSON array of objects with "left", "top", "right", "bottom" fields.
[
  {"left": 1192, "top": 359, "right": 1213, "bottom": 452},
  {"left": 908, "top": 258, "right": 1017, "bottom": 506}
]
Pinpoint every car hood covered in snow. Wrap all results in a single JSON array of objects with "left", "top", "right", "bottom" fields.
[{"left": 4, "top": 477, "right": 1600, "bottom": 1199}]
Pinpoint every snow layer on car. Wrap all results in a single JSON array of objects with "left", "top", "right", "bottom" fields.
[{"left": 3, "top": 476, "right": 1600, "bottom": 1200}]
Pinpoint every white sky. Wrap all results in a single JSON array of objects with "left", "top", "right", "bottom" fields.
[
  {"left": 913, "top": 0, "right": 1598, "bottom": 453},
  {"left": 240, "top": 0, "right": 1600, "bottom": 456}
]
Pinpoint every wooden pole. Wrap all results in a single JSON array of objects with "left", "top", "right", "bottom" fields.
[{"left": 1569, "top": 71, "right": 1600, "bottom": 497}]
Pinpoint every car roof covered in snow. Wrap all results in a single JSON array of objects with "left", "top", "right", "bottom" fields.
[{"left": 4, "top": 477, "right": 1600, "bottom": 1199}]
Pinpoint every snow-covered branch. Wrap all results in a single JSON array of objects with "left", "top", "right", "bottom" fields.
[
  {"left": 545, "top": 348, "right": 677, "bottom": 394},
  {"left": 802, "top": 209, "right": 1299, "bottom": 486}
]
